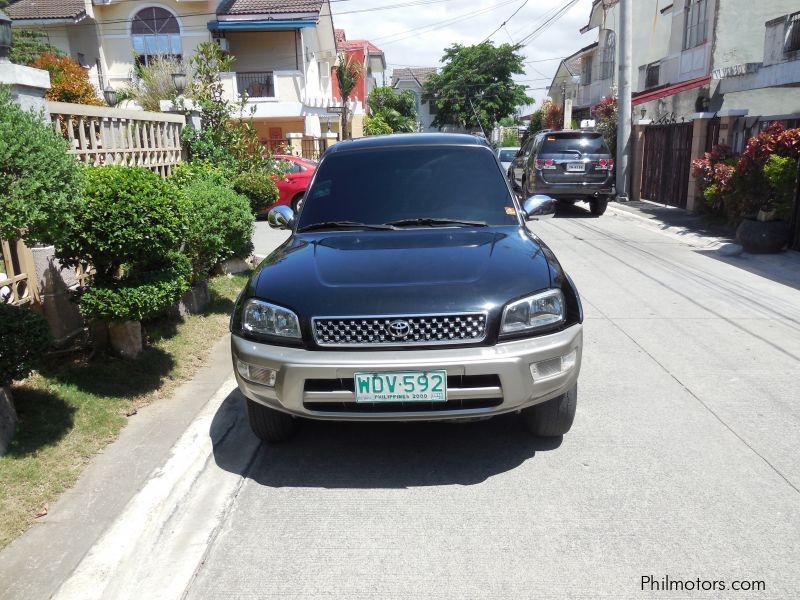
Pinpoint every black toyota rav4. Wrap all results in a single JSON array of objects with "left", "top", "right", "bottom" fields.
[{"left": 231, "top": 134, "right": 583, "bottom": 442}]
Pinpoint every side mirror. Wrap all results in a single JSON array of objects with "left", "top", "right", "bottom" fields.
[
  {"left": 268, "top": 205, "right": 295, "bottom": 230},
  {"left": 522, "top": 195, "right": 556, "bottom": 221}
]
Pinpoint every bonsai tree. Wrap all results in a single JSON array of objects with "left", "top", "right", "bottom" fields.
[
  {"left": 0, "top": 304, "right": 52, "bottom": 388},
  {"left": 335, "top": 52, "right": 364, "bottom": 140}
]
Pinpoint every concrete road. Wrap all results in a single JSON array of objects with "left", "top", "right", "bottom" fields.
[{"left": 3, "top": 206, "right": 799, "bottom": 599}]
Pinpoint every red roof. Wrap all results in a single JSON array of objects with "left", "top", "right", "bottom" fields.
[{"left": 338, "top": 39, "right": 383, "bottom": 54}]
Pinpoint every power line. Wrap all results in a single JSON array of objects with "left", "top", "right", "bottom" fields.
[{"left": 480, "top": 0, "right": 530, "bottom": 44}]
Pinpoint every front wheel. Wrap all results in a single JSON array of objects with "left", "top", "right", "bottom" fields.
[
  {"left": 590, "top": 196, "right": 608, "bottom": 216},
  {"left": 291, "top": 193, "right": 304, "bottom": 213},
  {"left": 521, "top": 384, "right": 577, "bottom": 437},
  {"left": 246, "top": 398, "right": 298, "bottom": 443}
]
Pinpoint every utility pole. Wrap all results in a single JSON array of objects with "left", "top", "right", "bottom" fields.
[{"left": 616, "top": 0, "right": 633, "bottom": 202}]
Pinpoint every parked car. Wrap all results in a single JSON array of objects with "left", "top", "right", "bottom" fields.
[
  {"left": 271, "top": 155, "right": 317, "bottom": 212},
  {"left": 511, "top": 130, "right": 615, "bottom": 216},
  {"left": 496, "top": 146, "right": 520, "bottom": 173},
  {"left": 231, "top": 134, "right": 583, "bottom": 443}
]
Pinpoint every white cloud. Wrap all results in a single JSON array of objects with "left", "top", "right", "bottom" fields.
[{"left": 332, "top": 0, "right": 594, "bottom": 105}]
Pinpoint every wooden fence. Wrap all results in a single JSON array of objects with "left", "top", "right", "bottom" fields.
[
  {"left": 0, "top": 238, "right": 39, "bottom": 307},
  {"left": 48, "top": 102, "right": 186, "bottom": 177}
]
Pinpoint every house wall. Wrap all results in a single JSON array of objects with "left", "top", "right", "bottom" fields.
[
  {"left": 393, "top": 79, "right": 436, "bottom": 132},
  {"left": 92, "top": 0, "right": 214, "bottom": 87},
  {"left": 712, "top": 0, "right": 799, "bottom": 70}
]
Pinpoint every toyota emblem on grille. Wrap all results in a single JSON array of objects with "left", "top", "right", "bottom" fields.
[{"left": 387, "top": 319, "right": 412, "bottom": 339}]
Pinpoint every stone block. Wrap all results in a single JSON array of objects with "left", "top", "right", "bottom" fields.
[
  {"left": 108, "top": 321, "right": 143, "bottom": 359},
  {"left": 215, "top": 258, "right": 250, "bottom": 275},
  {"left": 176, "top": 281, "right": 211, "bottom": 316}
]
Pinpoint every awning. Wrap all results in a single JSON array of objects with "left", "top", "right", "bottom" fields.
[
  {"left": 632, "top": 76, "right": 711, "bottom": 107},
  {"left": 208, "top": 19, "right": 318, "bottom": 31}
]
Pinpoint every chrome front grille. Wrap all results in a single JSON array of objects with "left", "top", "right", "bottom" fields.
[{"left": 312, "top": 313, "right": 487, "bottom": 347}]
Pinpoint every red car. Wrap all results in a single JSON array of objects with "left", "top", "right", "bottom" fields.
[{"left": 272, "top": 155, "right": 317, "bottom": 212}]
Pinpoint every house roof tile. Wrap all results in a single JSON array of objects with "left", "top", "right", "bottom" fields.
[
  {"left": 217, "top": 0, "right": 323, "bottom": 16},
  {"left": 391, "top": 67, "right": 437, "bottom": 86},
  {"left": 6, "top": 0, "right": 86, "bottom": 21}
]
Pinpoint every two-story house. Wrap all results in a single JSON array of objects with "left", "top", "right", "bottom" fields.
[
  {"left": 6, "top": 0, "right": 358, "bottom": 144},
  {"left": 333, "top": 29, "right": 385, "bottom": 105},
  {"left": 390, "top": 67, "right": 438, "bottom": 132}
]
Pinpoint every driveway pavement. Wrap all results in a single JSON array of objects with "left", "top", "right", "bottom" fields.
[{"left": 2, "top": 205, "right": 798, "bottom": 599}]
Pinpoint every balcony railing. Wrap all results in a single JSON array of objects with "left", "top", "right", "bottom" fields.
[{"left": 237, "top": 72, "right": 276, "bottom": 99}]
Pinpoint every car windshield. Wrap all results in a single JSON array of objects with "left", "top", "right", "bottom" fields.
[
  {"left": 541, "top": 134, "right": 609, "bottom": 154},
  {"left": 499, "top": 149, "right": 518, "bottom": 162},
  {"left": 297, "top": 146, "right": 518, "bottom": 229}
]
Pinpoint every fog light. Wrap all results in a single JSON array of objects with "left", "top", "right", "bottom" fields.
[
  {"left": 236, "top": 359, "right": 277, "bottom": 387},
  {"left": 530, "top": 348, "right": 578, "bottom": 380}
]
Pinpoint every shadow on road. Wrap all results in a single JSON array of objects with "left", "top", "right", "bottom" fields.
[
  {"left": 552, "top": 202, "right": 597, "bottom": 219},
  {"left": 210, "top": 392, "right": 559, "bottom": 489},
  {"left": 695, "top": 248, "right": 800, "bottom": 292}
]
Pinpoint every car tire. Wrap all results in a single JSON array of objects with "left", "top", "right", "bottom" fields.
[
  {"left": 590, "top": 197, "right": 608, "bottom": 216},
  {"left": 246, "top": 398, "right": 298, "bottom": 443},
  {"left": 291, "top": 193, "right": 304, "bottom": 213},
  {"left": 521, "top": 384, "right": 577, "bottom": 437}
]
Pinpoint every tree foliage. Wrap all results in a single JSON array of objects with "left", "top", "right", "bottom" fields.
[
  {"left": 31, "top": 53, "right": 103, "bottom": 106},
  {"left": 366, "top": 86, "right": 417, "bottom": 133},
  {"left": 334, "top": 52, "right": 364, "bottom": 140},
  {"left": 593, "top": 95, "right": 618, "bottom": 157},
  {"left": 10, "top": 29, "right": 63, "bottom": 66},
  {"left": 363, "top": 114, "right": 393, "bottom": 136},
  {"left": 423, "top": 42, "right": 531, "bottom": 134}
]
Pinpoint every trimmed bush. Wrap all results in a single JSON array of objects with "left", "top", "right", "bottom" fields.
[
  {"left": 78, "top": 254, "right": 191, "bottom": 322},
  {"left": 0, "top": 304, "right": 52, "bottom": 387},
  {"left": 232, "top": 169, "right": 279, "bottom": 214},
  {"left": 0, "top": 89, "right": 85, "bottom": 245},
  {"left": 170, "top": 161, "right": 233, "bottom": 191},
  {"left": 56, "top": 166, "right": 190, "bottom": 324},
  {"left": 59, "top": 166, "right": 186, "bottom": 279}
]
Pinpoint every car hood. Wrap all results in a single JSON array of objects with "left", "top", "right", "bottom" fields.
[{"left": 248, "top": 227, "right": 554, "bottom": 318}]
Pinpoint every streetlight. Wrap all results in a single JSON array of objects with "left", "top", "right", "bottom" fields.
[
  {"left": 103, "top": 86, "right": 118, "bottom": 107},
  {"left": 0, "top": 10, "right": 12, "bottom": 64},
  {"left": 171, "top": 72, "right": 187, "bottom": 95}
]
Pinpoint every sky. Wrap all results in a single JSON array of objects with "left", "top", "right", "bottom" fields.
[{"left": 331, "top": 0, "right": 594, "bottom": 110}]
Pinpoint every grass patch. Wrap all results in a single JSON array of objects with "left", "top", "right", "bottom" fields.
[{"left": 0, "top": 274, "right": 248, "bottom": 550}]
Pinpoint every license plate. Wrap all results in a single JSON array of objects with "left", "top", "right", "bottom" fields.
[
  {"left": 566, "top": 162, "right": 585, "bottom": 172},
  {"left": 354, "top": 370, "right": 447, "bottom": 403}
]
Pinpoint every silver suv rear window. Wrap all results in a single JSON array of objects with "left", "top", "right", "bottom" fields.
[{"left": 541, "top": 134, "right": 609, "bottom": 154}]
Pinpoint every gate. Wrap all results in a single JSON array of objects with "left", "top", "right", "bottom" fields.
[
  {"left": 301, "top": 138, "right": 323, "bottom": 161},
  {"left": 641, "top": 122, "right": 693, "bottom": 208}
]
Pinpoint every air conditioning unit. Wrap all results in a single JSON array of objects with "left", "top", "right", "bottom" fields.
[{"left": 214, "top": 38, "right": 230, "bottom": 52}]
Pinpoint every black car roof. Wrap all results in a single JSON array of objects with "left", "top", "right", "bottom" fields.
[{"left": 325, "top": 133, "right": 490, "bottom": 154}]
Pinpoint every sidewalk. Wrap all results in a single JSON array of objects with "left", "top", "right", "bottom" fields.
[{"left": 607, "top": 199, "right": 800, "bottom": 291}]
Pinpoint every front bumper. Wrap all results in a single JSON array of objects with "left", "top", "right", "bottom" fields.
[{"left": 231, "top": 324, "right": 582, "bottom": 421}]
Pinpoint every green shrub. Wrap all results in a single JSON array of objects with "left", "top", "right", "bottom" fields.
[
  {"left": 0, "top": 304, "right": 52, "bottom": 387},
  {"left": 78, "top": 254, "right": 191, "bottom": 322},
  {"left": 364, "top": 114, "right": 393, "bottom": 136},
  {"left": 0, "top": 89, "right": 84, "bottom": 245},
  {"left": 232, "top": 169, "right": 279, "bottom": 214},
  {"left": 170, "top": 161, "right": 233, "bottom": 190},
  {"left": 180, "top": 180, "right": 254, "bottom": 282},
  {"left": 58, "top": 166, "right": 186, "bottom": 279},
  {"left": 763, "top": 155, "right": 797, "bottom": 220}
]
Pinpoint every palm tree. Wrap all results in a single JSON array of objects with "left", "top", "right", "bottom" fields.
[{"left": 335, "top": 52, "right": 364, "bottom": 140}]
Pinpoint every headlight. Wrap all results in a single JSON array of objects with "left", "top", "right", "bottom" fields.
[
  {"left": 242, "top": 299, "right": 301, "bottom": 339},
  {"left": 501, "top": 289, "right": 565, "bottom": 334}
]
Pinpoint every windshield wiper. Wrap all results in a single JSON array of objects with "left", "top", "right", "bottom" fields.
[
  {"left": 384, "top": 218, "right": 489, "bottom": 228},
  {"left": 297, "top": 221, "right": 395, "bottom": 233}
]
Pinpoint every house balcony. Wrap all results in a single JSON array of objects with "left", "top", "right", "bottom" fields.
[{"left": 576, "top": 78, "right": 613, "bottom": 109}]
